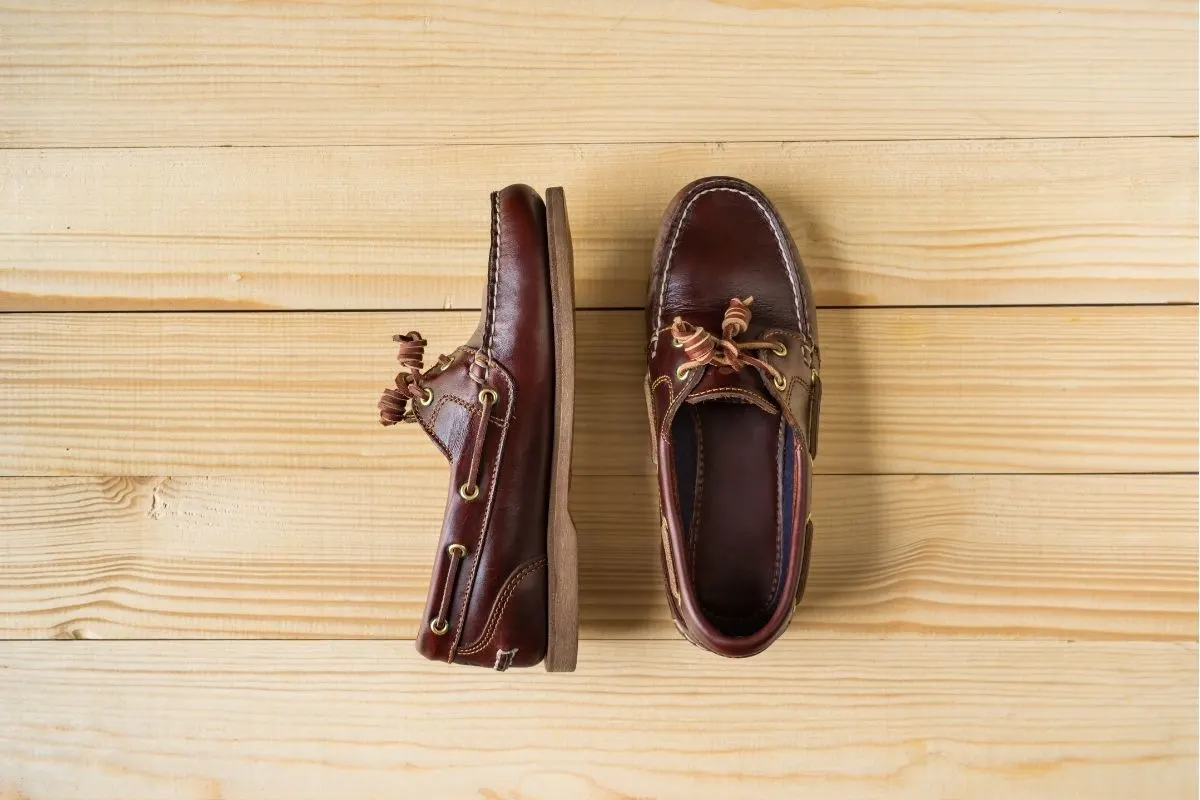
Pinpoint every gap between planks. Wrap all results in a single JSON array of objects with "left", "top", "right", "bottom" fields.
[
  {"left": 2, "top": 0, "right": 1196, "bottom": 145},
  {"left": 0, "top": 307, "right": 1195, "bottom": 475}
]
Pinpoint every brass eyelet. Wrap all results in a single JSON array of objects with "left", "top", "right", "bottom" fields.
[
  {"left": 430, "top": 618, "right": 449, "bottom": 635},
  {"left": 459, "top": 483, "right": 480, "bottom": 501},
  {"left": 447, "top": 543, "right": 467, "bottom": 558},
  {"left": 773, "top": 374, "right": 787, "bottom": 391},
  {"left": 772, "top": 342, "right": 788, "bottom": 357},
  {"left": 671, "top": 338, "right": 683, "bottom": 349},
  {"left": 675, "top": 366, "right": 690, "bottom": 381},
  {"left": 419, "top": 388, "right": 434, "bottom": 407},
  {"left": 478, "top": 388, "right": 498, "bottom": 405}
]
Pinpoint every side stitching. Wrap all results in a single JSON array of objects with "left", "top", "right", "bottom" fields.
[
  {"left": 414, "top": 402, "right": 452, "bottom": 460},
  {"left": 648, "top": 374, "right": 675, "bottom": 437},
  {"left": 687, "top": 387, "right": 776, "bottom": 411},
  {"left": 446, "top": 362, "right": 515, "bottom": 661},
  {"left": 660, "top": 516, "right": 682, "bottom": 604},
  {"left": 456, "top": 557, "right": 547, "bottom": 656}
]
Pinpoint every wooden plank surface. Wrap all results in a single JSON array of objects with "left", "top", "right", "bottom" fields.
[
  {"left": 0, "top": 639, "right": 1194, "bottom": 800},
  {"left": 0, "top": 474, "right": 1193, "bottom": 641},
  {"left": 2, "top": 0, "right": 1197, "bottom": 795},
  {"left": 2, "top": 1, "right": 1196, "bottom": 147},
  {"left": 3, "top": 138, "right": 1196, "bottom": 311},
  {"left": 1, "top": 307, "right": 1194, "bottom": 476}
]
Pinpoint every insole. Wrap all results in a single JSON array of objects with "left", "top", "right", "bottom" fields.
[{"left": 685, "top": 401, "right": 782, "bottom": 636}]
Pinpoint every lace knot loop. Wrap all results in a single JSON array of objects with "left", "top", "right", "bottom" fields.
[
  {"left": 721, "top": 295, "right": 753, "bottom": 338},
  {"left": 668, "top": 297, "right": 786, "bottom": 387},
  {"left": 378, "top": 331, "right": 429, "bottom": 426}
]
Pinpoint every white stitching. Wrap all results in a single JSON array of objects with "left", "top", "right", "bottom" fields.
[
  {"left": 484, "top": 191, "right": 500, "bottom": 370},
  {"left": 652, "top": 185, "right": 801, "bottom": 355},
  {"left": 494, "top": 648, "right": 517, "bottom": 672}
]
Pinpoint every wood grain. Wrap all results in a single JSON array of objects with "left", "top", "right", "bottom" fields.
[
  {"left": 0, "top": 639, "right": 1194, "bottom": 799},
  {"left": 0, "top": 474, "right": 1193, "bottom": 641},
  {"left": 1, "top": 1, "right": 1196, "bottom": 147},
  {"left": 1, "top": 0, "right": 1196, "bottom": 796},
  {"left": 0, "top": 307, "right": 1194, "bottom": 476},
  {"left": 3, "top": 138, "right": 1196, "bottom": 310}
]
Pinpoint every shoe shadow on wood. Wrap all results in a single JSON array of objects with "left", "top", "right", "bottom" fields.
[
  {"left": 568, "top": 191, "right": 665, "bottom": 639},
  {"left": 782, "top": 193, "right": 889, "bottom": 636}
]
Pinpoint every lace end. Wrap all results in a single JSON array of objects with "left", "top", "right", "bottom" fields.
[
  {"left": 379, "top": 331, "right": 431, "bottom": 425},
  {"left": 393, "top": 331, "right": 427, "bottom": 346},
  {"left": 378, "top": 386, "right": 409, "bottom": 426},
  {"left": 722, "top": 297, "right": 754, "bottom": 338},
  {"left": 671, "top": 317, "right": 718, "bottom": 365}
]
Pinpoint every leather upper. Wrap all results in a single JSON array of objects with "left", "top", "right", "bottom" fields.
[
  {"left": 645, "top": 176, "right": 821, "bottom": 658},
  {"left": 382, "top": 185, "right": 553, "bottom": 670}
]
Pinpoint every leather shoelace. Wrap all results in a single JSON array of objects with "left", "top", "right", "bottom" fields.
[
  {"left": 460, "top": 387, "right": 496, "bottom": 501},
  {"left": 378, "top": 332, "right": 433, "bottom": 426},
  {"left": 378, "top": 331, "right": 499, "bottom": 638},
  {"left": 669, "top": 296, "right": 786, "bottom": 387},
  {"left": 429, "top": 542, "right": 467, "bottom": 636},
  {"left": 377, "top": 331, "right": 495, "bottom": 499}
]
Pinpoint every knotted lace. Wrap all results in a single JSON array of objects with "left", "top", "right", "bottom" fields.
[
  {"left": 378, "top": 332, "right": 431, "bottom": 426},
  {"left": 377, "top": 331, "right": 495, "bottom": 505},
  {"left": 669, "top": 296, "right": 786, "bottom": 386}
]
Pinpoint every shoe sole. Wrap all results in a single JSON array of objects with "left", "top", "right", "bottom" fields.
[{"left": 543, "top": 186, "right": 580, "bottom": 672}]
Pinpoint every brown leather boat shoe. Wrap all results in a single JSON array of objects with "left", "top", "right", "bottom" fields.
[
  {"left": 378, "top": 185, "right": 579, "bottom": 672},
  {"left": 645, "top": 176, "right": 821, "bottom": 658}
]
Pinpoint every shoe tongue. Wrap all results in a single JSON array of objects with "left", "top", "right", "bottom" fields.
[{"left": 684, "top": 366, "right": 779, "bottom": 415}]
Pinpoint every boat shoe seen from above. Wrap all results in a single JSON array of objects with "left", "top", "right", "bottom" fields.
[{"left": 644, "top": 176, "right": 822, "bottom": 658}]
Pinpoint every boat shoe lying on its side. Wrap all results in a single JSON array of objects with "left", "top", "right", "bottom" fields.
[{"left": 377, "top": 184, "right": 579, "bottom": 672}]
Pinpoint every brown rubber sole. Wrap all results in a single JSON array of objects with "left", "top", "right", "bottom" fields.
[{"left": 543, "top": 186, "right": 580, "bottom": 672}]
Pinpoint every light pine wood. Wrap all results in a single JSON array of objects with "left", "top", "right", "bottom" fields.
[
  {"left": 0, "top": 474, "right": 1193, "bottom": 641},
  {"left": 2, "top": 1, "right": 1197, "bottom": 795},
  {"left": 0, "top": 639, "right": 1194, "bottom": 799},
  {"left": 3, "top": 138, "right": 1196, "bottom": 311},
  {"left": 0, "top": 307, "right": 1194, "bottom": 476},
  {"left": 1, "top": 1, "right": 1196, "bottom": 147}
]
